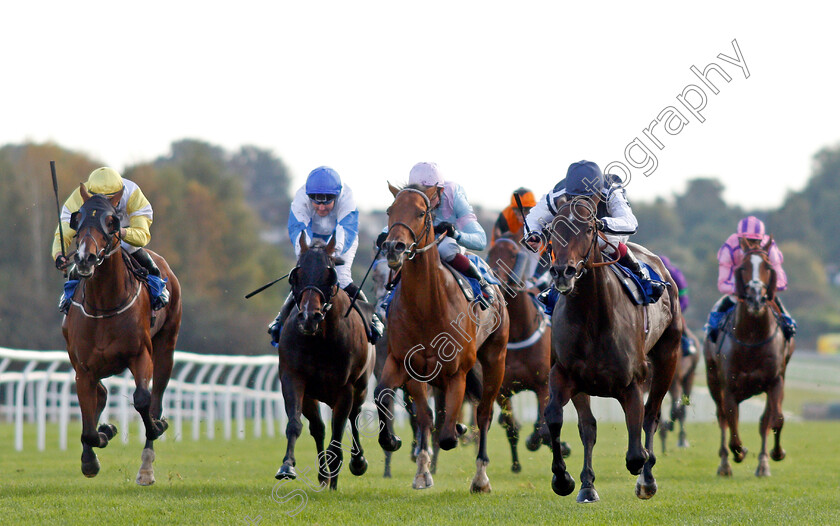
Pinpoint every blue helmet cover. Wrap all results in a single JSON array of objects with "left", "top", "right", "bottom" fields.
[
  {"left": 305, "top": 166, "right": 342, "bottom": 195},
  {"left": 565, "top": 160, "right": 603, "bottom": 196}
]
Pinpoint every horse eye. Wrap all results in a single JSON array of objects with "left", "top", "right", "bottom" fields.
[{"left": 386, "top": 207, "right": 391, "bottom": 216}]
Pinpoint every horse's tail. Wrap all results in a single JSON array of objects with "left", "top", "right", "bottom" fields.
[{"left": 465, "top": 364, "right": 483, "bottom": 403}]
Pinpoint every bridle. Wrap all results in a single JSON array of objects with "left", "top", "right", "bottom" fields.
[
  {"left": 388, "top": 188, "right": 442, "bottom": 260},
  {"left": 72, "top": 196, "right": 122, "bottom": 270},
  {"left": 289, "top": 252, "right": 340, "bottom": 314},
  {"left": 551, "top": 198, "right": 619, "bottom": 282},
  {"left": 736, "top": 247, "right": 775, "bottom": 307}
]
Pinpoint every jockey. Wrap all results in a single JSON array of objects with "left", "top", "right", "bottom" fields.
[
  {"left": 524, "top": 160, "right": 666, "bottom": 314},
  {"left": 268, "top": 166, "right": 383, "bottom": 345},
  {"left": 492, "top": 188, "right": 536, "bottom": 243},
  {"left": 52, "top": 167, "right": 170, "bottom": 313},
  {"left": 660, "top": 254, "right": 696, "bottom": 356},
  {"left": 705, "top": 216, "right": 796, "bottom": 343}
]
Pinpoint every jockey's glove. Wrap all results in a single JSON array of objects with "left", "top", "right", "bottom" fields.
[
  {"left": 375, "top": 231, "right": 388, "bottom": 249},
  {"left": 434, "top": 222, "right": 456, "bottom": 238},
  {"left": 595, "top": 218, "right": 606, "bottom": 231},
  {"left": 55, "top": 254, "right": 69, "bottom": 270}
]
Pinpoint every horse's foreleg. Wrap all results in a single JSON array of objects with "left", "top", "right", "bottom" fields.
[
  {"left": 497, "top": 393, "right": 521, "bottom": 472},
  {"left": 471, "top": 345, "right": 506, "bottom": 494},
  {"left": 439, "top": 372, "right": 466, "bottom": 451},
  {"left": 571, "top": 393, "right": 599, "bottom": 503},
  {"left": 325, "top": 387, "right": 354, "bottom": 490},
  {"left": 617, "top": 382, "right": 647, "bottom": 478},
  {"left": 76, "top": 374, "right": 114, "bottom": 478},
  {"left": 723, "top": 390, "right": 747, "bottom": 463},
  {"left": 128, "top": 348, "right": 160, "bottom": 486},
  {"left": 546, "top": 364, "right": 574, "bottom": 497},
  {"left": 757, "top": 378, "right": 786, "bottom": 477},
  {"left": 301, "top": 397, "right": 328, "bottom": 488},
  {"left": 527, "top": 381, "right": 552, "bottom": 452},
  {"left": 406, "top": 380, "right": 434, "bottom": 490},
  {"left": 374, "top": 354, "right": 409, "bottom": 453},
  {"left": 275, "top": 374, "right": 305, "bottom": 481},
  {"left": 347, "top": 385, "right": 369, "bottom": 478},
  {"left": 149, "top": 332, "right": 175, "bottom": 434}
]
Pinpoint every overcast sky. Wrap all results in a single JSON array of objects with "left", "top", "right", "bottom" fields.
[{"left": 5, "top": 1, "right": 839, "bottom": 213}]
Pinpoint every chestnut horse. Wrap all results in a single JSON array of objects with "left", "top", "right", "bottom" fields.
[
  {"left": 704, "top": 241, "right": 794, "bottom": 477},
  {"left": 375, "top": 183, "right": 509, "bottom": 493},
  {"left": 63, "top": 185, "right": 181, "bottom": 485},
  {"left": 486, "top": 234, "right": 561, "bottom": 472},
  {"left": 658, "top": 325, "right": 701, "bottom": 453},
  {"left": 274, "top": 237, "right": 374, "bottom": 490},
  {"left": 543, "top": 196, "right": 681, "bottom": 503}
]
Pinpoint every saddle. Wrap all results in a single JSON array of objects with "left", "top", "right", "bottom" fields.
[
  {"left": 442, "top": 254, "right": 501, "bottom": 304},
  {"left": 606, "top": 258, "right": 667, "bottom": 306}
]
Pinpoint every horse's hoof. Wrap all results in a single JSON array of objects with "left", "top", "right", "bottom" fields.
[
  {"left": 455, "top": 423, "right": 468, "bottom": 436},
  {"left": 383, "top": 471, "right": 392, "bottom": 479},
  {"left": 576, "top": 486, "right": 600, "bottom": 503},
  {"left": 412, "top": 472, "right": 434, "bottom": 490},
  {"left": 551, "top": 472, "right": 575, "bottom": 496},
  {"left": 770, "top": 448, "right": 786, "bottom": 462},
  {"left": 635, "top": 476, "right": 657, "bottom": 499},
  {"left": 678, "top": 438, "right": 690, "bottom": 449},
  {"left": 755, "top": 465, "right": 771, "bottom": 477},
  {"left": 439, "top": 436, "right": 458, "bottom": 451},
  {"left": 560, "top": 441, "right": 572, "bottom": 458},
  {"left": 136, "top": 451, "right": 156, "bottom": 487},
  {"left": 275, "top": 464, "right": 297, "bottom": 480},
  {"left": 379, "top": 434, "right": 402, "bottom": 453},
  {"left": 470, "top": 480, "right": 492, "bottom": 494},
  {"left": 511, "top": 461, "right": 522, "bottom": 473},
  {"left": 732, "top": 447, "right": 747, "bottom": 463},
  {"left": 154, "top": 418, "right": 169, "bottom": 435},
  {"left": 717, "top": 464, "right": 732, "bottom": 477},
  {"left": 349, "top": 455, "right": 368, "bottom": 477},
  {"left": 98, "top": 423, "right": 118, "bottom": 441},
  {"left": 525, "top": 433, "right": 541, "bottom": 451},
  {"left": 81, "top": 457, "right": 101, "bottom": 478}
]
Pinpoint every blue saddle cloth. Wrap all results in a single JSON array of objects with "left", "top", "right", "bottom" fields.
[{"left": 607, "top": 260, "right": 665, "bottom": 306}]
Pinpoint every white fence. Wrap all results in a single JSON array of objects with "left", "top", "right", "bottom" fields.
[{"left": 3, "top": 345, "right": 790, "bottom": 453}]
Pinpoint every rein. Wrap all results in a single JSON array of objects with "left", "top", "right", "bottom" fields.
[{"left": 70, "top": 249, "right": 144, "bottom": 319}]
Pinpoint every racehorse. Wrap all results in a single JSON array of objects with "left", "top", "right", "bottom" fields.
[
  {"left": 543, "top": 196, "right": 681, "bottom": 502},
  {"left": 704, "top": 240, "right": 794, "bottom": 477},
  {"left": 658, "top": 325, "right": 701, "bottom": 453},
  {"left": 486, "top": 234, "right": 563, "bottom": 472},
  {"left": 375, "top": 183, "right": 509, "bottom": 493},
  {"left": 274, "top": 236, "right": 374, "bottom": 490},
  {"left": 63, "top": 184, "right": 181, "bottom": 485}
]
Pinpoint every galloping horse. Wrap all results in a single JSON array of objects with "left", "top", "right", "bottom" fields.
[
  {"left": 63, "top": 184, "right": 181, "bottom": 484},
  {"left": 704, "top": 240, "right": 794, "bottom": 477},
  {"left": 543, "top": 196, "right": 681, "bottom": 502},
  {"left": 658, "top": 325, "right": 701, "bottom": 453},
  {"left": 375, "top": 183, "right": 509, "bottom": 493},
  {"left": 486, "top": 234, "right": 557, "bottom": 472},
  {"left": 274, "top": 237, "right": 374, "bottom": 490}
]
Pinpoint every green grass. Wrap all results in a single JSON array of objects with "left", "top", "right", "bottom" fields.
[{"left": 2, "top": 418, "right": 839, "bottom": 525}]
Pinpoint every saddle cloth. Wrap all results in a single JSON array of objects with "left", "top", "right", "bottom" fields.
[{"left": 606, "top": 259, "right": 666, "bottom": 306}]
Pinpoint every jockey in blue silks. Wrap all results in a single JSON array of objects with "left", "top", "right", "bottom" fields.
[
  {"left": 268, "top": 166, "right": 383, "bottom": 345},
  {"left": 524, "top": 160, "right": 666, "bottom": 314}
]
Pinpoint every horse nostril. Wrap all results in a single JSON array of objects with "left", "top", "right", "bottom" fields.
[
  {"left": 564, "top": 266, "right": 576, "bottom": 279},
  {"left": 314, "top": 312, "right": 324, "bottom": 323},
  {"left": 297, "top": 312, "right": 306, "bottom": 321},
  {"left": 549, "top": 266, "right": 559, "bottom": 279},
  {"left": 393, "top": 242, "right": 407, "bottom": 254}
]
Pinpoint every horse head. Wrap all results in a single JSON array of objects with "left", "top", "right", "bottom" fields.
[
  {"left": 735, "top": 237, "right": 777, "bottom": 315},
  {"left": 547, "top": 196, "right": 601, "bottom": 294},
  {"left": 382, "top": 182, "right": 436, "bottom": 270},
  {"left": 487, "top": 234, "right": 529, "bottom": 294},
  {"left": 290, "top": 236, "right": 341, "bottom": 335},
  {"left": 71, "top": 183, "right": 124, "bottom": 278}
]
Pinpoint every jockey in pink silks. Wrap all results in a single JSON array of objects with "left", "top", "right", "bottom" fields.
[{"left": 705, "top": 216, "right": 796, "bottom": 342}]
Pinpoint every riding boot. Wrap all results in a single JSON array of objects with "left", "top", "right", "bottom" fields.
[
  {"left": 773, "top": 296, "right": 797, "bottom": 340},
  {"left": 58, "top": 266, "right": 80, "bottom": 314},
  {"left": 461, "top": 259, "right": 496, "bottom": 310},
  {"left": 343, "top": 283, "right": 385, "bottom": 344},
  {"left": 131, "top": 248, "right": 170, "bottom": 310},
  {"left": 268, "top": 292, "right": 295, "bottom": 347},
  {"left": 618, "top": 249, "right": 666, "bottom": 303},
  {"left": 705, "top": 295, "right": 735, "bottom": 343}
]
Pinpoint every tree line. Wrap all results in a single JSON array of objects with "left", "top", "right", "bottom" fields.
[{"left": 1, "top": 139, "right": 837, "bottom": 353}]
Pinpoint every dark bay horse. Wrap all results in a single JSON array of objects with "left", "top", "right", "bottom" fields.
[
  {"left": 486, "top": 234, "right": 557, "bottom": 472},
  {"left": 658, "top": 325, "right": 700, "bottom": 453},
  {"left": 63, "top": 184, "right": 181, "bottom": 485},
  {"left": 275, "top": 237, "right": 374, "bottom": 490},
  {"left": 543, "top": 197, "right": 681, "bottom": 503},
  {"left": 375, "top": 183, "right": 509, "bottom": 492},
  {"left": 704, "top": 240, "right": 794, "bottom": 477}
]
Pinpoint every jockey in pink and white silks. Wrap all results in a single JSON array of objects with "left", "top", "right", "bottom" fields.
[
  {"left": 705, "top": 216, "right": 796, "bottom": 342},
  {"left": 268, "top": 166, "right": 383, "bottom": 345}
]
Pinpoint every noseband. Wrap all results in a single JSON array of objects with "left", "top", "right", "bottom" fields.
[
  {"left": 389, "top": 188, "right": 438, "bottom": 260},
  {"left": 73, "top": 197, "right": 122, "bottom": 269},
  {"left": 290, "top": 257, "right": 339, "bottom": 314},
  {"left": 551, "top": 199, "right": 619, "bottom": 282}
]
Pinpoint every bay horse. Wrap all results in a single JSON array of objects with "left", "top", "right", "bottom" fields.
[
  {"left": 375, "top": 183, "right": 509, "bottom": 493},
  {"left": 274, "top": 236, "right": 374, "bottom": 490},
  {"left": 486, "top": 234, "right": 563, "bottom": 472},
  {"left": 704, "top": 239, "right": 794, "bottom": 477},
  {"left": 543, "top": 196, "right": 681, "bottom": 503},
  {"left": 63, "top": 184, "right": 181, "bottom": 485},
  {"left": 658, "top": 325, "right": 701, "bottom": 453}
]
